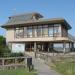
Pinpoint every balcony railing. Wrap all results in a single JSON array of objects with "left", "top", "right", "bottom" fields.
[{"left": 68, "top": 33, "right": 75, "bottom": 42}]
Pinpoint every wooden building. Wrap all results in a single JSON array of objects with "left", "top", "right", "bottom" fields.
[{"left": 1, "top": 12, "right": 75, "bottom": 53}]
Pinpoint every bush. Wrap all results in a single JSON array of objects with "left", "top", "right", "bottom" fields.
[
  {"left": 0, "top": 36, "right": 11, "bottom": 57},
  {"left": 0, "top": 36, "right": 6, "bottom": 45},
  {"left": 10, "top": 53, "right": 24, "bottom": 57},
  {"left": 0, "top": 45, "right": 11, "bottom": 57},
  {"left": 10, "top": 53, "right": 24, "bottom": 62},
  {"left": 0, "top": 36, "right": 25, "bottom": 57}
]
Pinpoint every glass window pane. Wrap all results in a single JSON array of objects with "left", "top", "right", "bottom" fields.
[
  {"left": 37, "top": 26, "right": 42, "bottom": 37},
  {"left": 32, "top": 26, "right": 37, "bottom": 37},
  {"left": 19, "top": 28, "right": 24, "bottom": 38},
  {"left": 54, "top": 43, "right": 63, "bottom": 48},
  {"left": 15, "top": 28, "right": 24, "bottom": 38},
  {"left": 42, "top": 25, "right": 48, "bottom": 37},
  {"left": 54, "top": 27, "right": 59, "bottom": 33},
  {"left": 27, "top": 27, "right": 32, "bottom": 37},
  {"left": 48, "top": 27, "right": 53, "bottom": 37},
  {"left": 43, "top": 25, "right": 48, "bottom": 28},
  {"left": 54, "top": 26, "right": 59, "bottom": 36},
  {"left": 24, "top": 27, "right": 27, "bottom": 37},
  {"left": 15, "top": 28, "right": 19, "bottom": 38}
]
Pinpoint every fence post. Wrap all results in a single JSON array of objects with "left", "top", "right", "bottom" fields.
[
  {"left": 24, "top": 57, "right": 26, "bottom": 68},
  {"left": 14, "top": 58, "right": 17, "bottom": 69},
  {"left": 2, "top": 58, "right": 4, "bottom": 70},
  {"left": 0, "top": 57, "right": 28, "bottom": 70}
]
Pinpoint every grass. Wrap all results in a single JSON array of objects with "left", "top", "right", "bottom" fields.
[
  {"left": 54, "top": 62, "right": 75, "bottom": 75},
  {"left": 51, "top": 56, "right": 75, "bottom": 75},
  {"left": 0, "top": 68, "right": 37, "bottom": 75}
]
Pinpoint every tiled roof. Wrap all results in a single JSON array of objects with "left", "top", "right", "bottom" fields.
[
  {"left": 1, "top": 12, "right": 71, "bottom": 30},
  {"left": 3, "top": 12, "right": 43, "bottom": 25}
]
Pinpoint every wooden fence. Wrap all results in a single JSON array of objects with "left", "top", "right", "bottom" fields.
[
  {"left": 0, "top": 57, "right": 30, "bottom": 70},
  {"left": 39, "top": 52, "right": 75, "bottom": 63}
]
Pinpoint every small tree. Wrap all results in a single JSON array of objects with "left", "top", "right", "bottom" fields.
[
  {"left": 0, "top": 36, "right": 10, "bottom": 57},
  {"left": 0, "top": 36, "right": 6, "bottom": 45}
]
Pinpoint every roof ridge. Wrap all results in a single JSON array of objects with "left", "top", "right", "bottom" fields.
[
  {"left": 9, "top": 12, "right": 41, "bottom": 18},
  {"left": 38, "top": 18, "right": 65, "bottom": 21}
]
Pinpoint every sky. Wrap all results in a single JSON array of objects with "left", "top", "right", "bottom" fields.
[{"left": 0, "top": 0, "right": 75, "bottom": 36}]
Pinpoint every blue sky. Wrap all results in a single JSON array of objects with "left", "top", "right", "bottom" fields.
[{"left": 0, "top": 0, "right": 75, "bottom": 36}]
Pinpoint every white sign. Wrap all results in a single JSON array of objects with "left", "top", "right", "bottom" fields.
[{"left": 12, "top": 43, "right": 25, "bottom": 53}]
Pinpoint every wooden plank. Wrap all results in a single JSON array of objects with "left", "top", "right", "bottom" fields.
[
  {"left": 0, "top": 56, "right": 30, "bottom": 70},
  {"left": 0, "top": 56, "right": 30, "bottom": 60}
]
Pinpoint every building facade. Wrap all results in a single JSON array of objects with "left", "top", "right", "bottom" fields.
[{"left": 1, "top": 12, "right": 75, "bottom": 53}]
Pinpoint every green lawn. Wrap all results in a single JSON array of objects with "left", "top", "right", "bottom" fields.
[
  {"left": 0, "top": 68, "right": 37, "bottom": 75},
  {"left": 51, "top": 57, "right": 75, "bottom": 75},
  {"left": 54, "top": 62, "right": 75, "bottom": 75}
]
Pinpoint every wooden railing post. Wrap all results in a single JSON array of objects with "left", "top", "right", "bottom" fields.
[
  {"left": 24, "top": 58, "right": 26, "bottom": 68},
  {"left": 14, "top": 58, "right": 17, "bottom": 69},
  {"left": 2, "top": 58, "right": 4, "bottom": 70},
  {"left": 0, "top": 57, "right": 28, "bottom": 70}
]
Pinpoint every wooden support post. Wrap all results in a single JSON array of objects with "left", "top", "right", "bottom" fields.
[
  {"left": 24, "top": 43, "right": 26, "bottom": 56},
  {"left": 14, "top": 58, "right": 17, "bottom": 69},
  {"left": 24, "top": 58, "right": 26, "bottom": 68},
  {"left": 63, "top": 42, "right": 66, "bottom": 53},
  {"left": 69, "top": 42, "right": 73, "bottom": 51},
  {"left": 30, "top": 43, "right": 31, "bottom": 52},
  {"left": 69, "top": 42, "right": 70, "bottom": 50},
  {"left": 48, "top": 43, "right": 50, "bottom": 53},
  {"left": 42, "top": 44, "right": 43, "bottom": 51},
  {"left": 71, "top": 42, "right": 74, "bottom": 51},
  {"left": 34, "top": 42, "right": 37, "bottom": 58},
  {"left": 2, "top": 59, "right": 4, "bottom": 70}
]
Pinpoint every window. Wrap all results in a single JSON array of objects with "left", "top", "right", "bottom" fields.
[
  {"left": 15, "top": 28, "right": 19, "bottom": 38},
  {"left": 62, "top": 26, "right": 68, "bottom": 37},
  {"left": 54, "top": 43, "right": 63, "bottom": 48},
  {"left": 24, "top": 27, "right": 27, "bottom": 37},
  {"left": 32, "top": 26, "right": 37, "bottom": 37},
  {"left": 14, "top": 24, "right": 62, "bottom": 38},
  {"left": 54, "top": 27, "right": 59, "bottom": 33},
  {"left": 48, "top": 26, "right": 53, "bottom": 37},
  {"left": 19, "top": 28, "right": 24, "bottom": 38},
  {"left": 15, "top": 27, "right": 24, "bottom": 38},
  {"left": 54, "top": 26, "right": 59, "bottom": 37},
  {"left": 27, "top": 27, "right": 32, "bottom": 37},
  {"left": 37, "top": 26, "right": 42, "bottom": 37},
  {"left": 54, "top": 24, "right": 60, "bottom": 37},
  {"left": 42, "top": 25, "right": 48, "bottom": 37}
]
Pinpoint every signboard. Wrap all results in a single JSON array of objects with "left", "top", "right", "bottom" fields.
[{"left": 12, "top": 43, "right": 25, "bottom": 53}]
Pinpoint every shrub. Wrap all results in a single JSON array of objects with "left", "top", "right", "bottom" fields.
[
  {"left": 10, "top": 53, "right": 24, "bottom": 62},
  {"left": 10, "top": 53, "right": 24, "bottom": 57},
  {"left": 0, "top": 45, "right": 11, "bottom": 57},
  {"left": 0, "top": 36, "right": 11, "bottom": 57}
]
